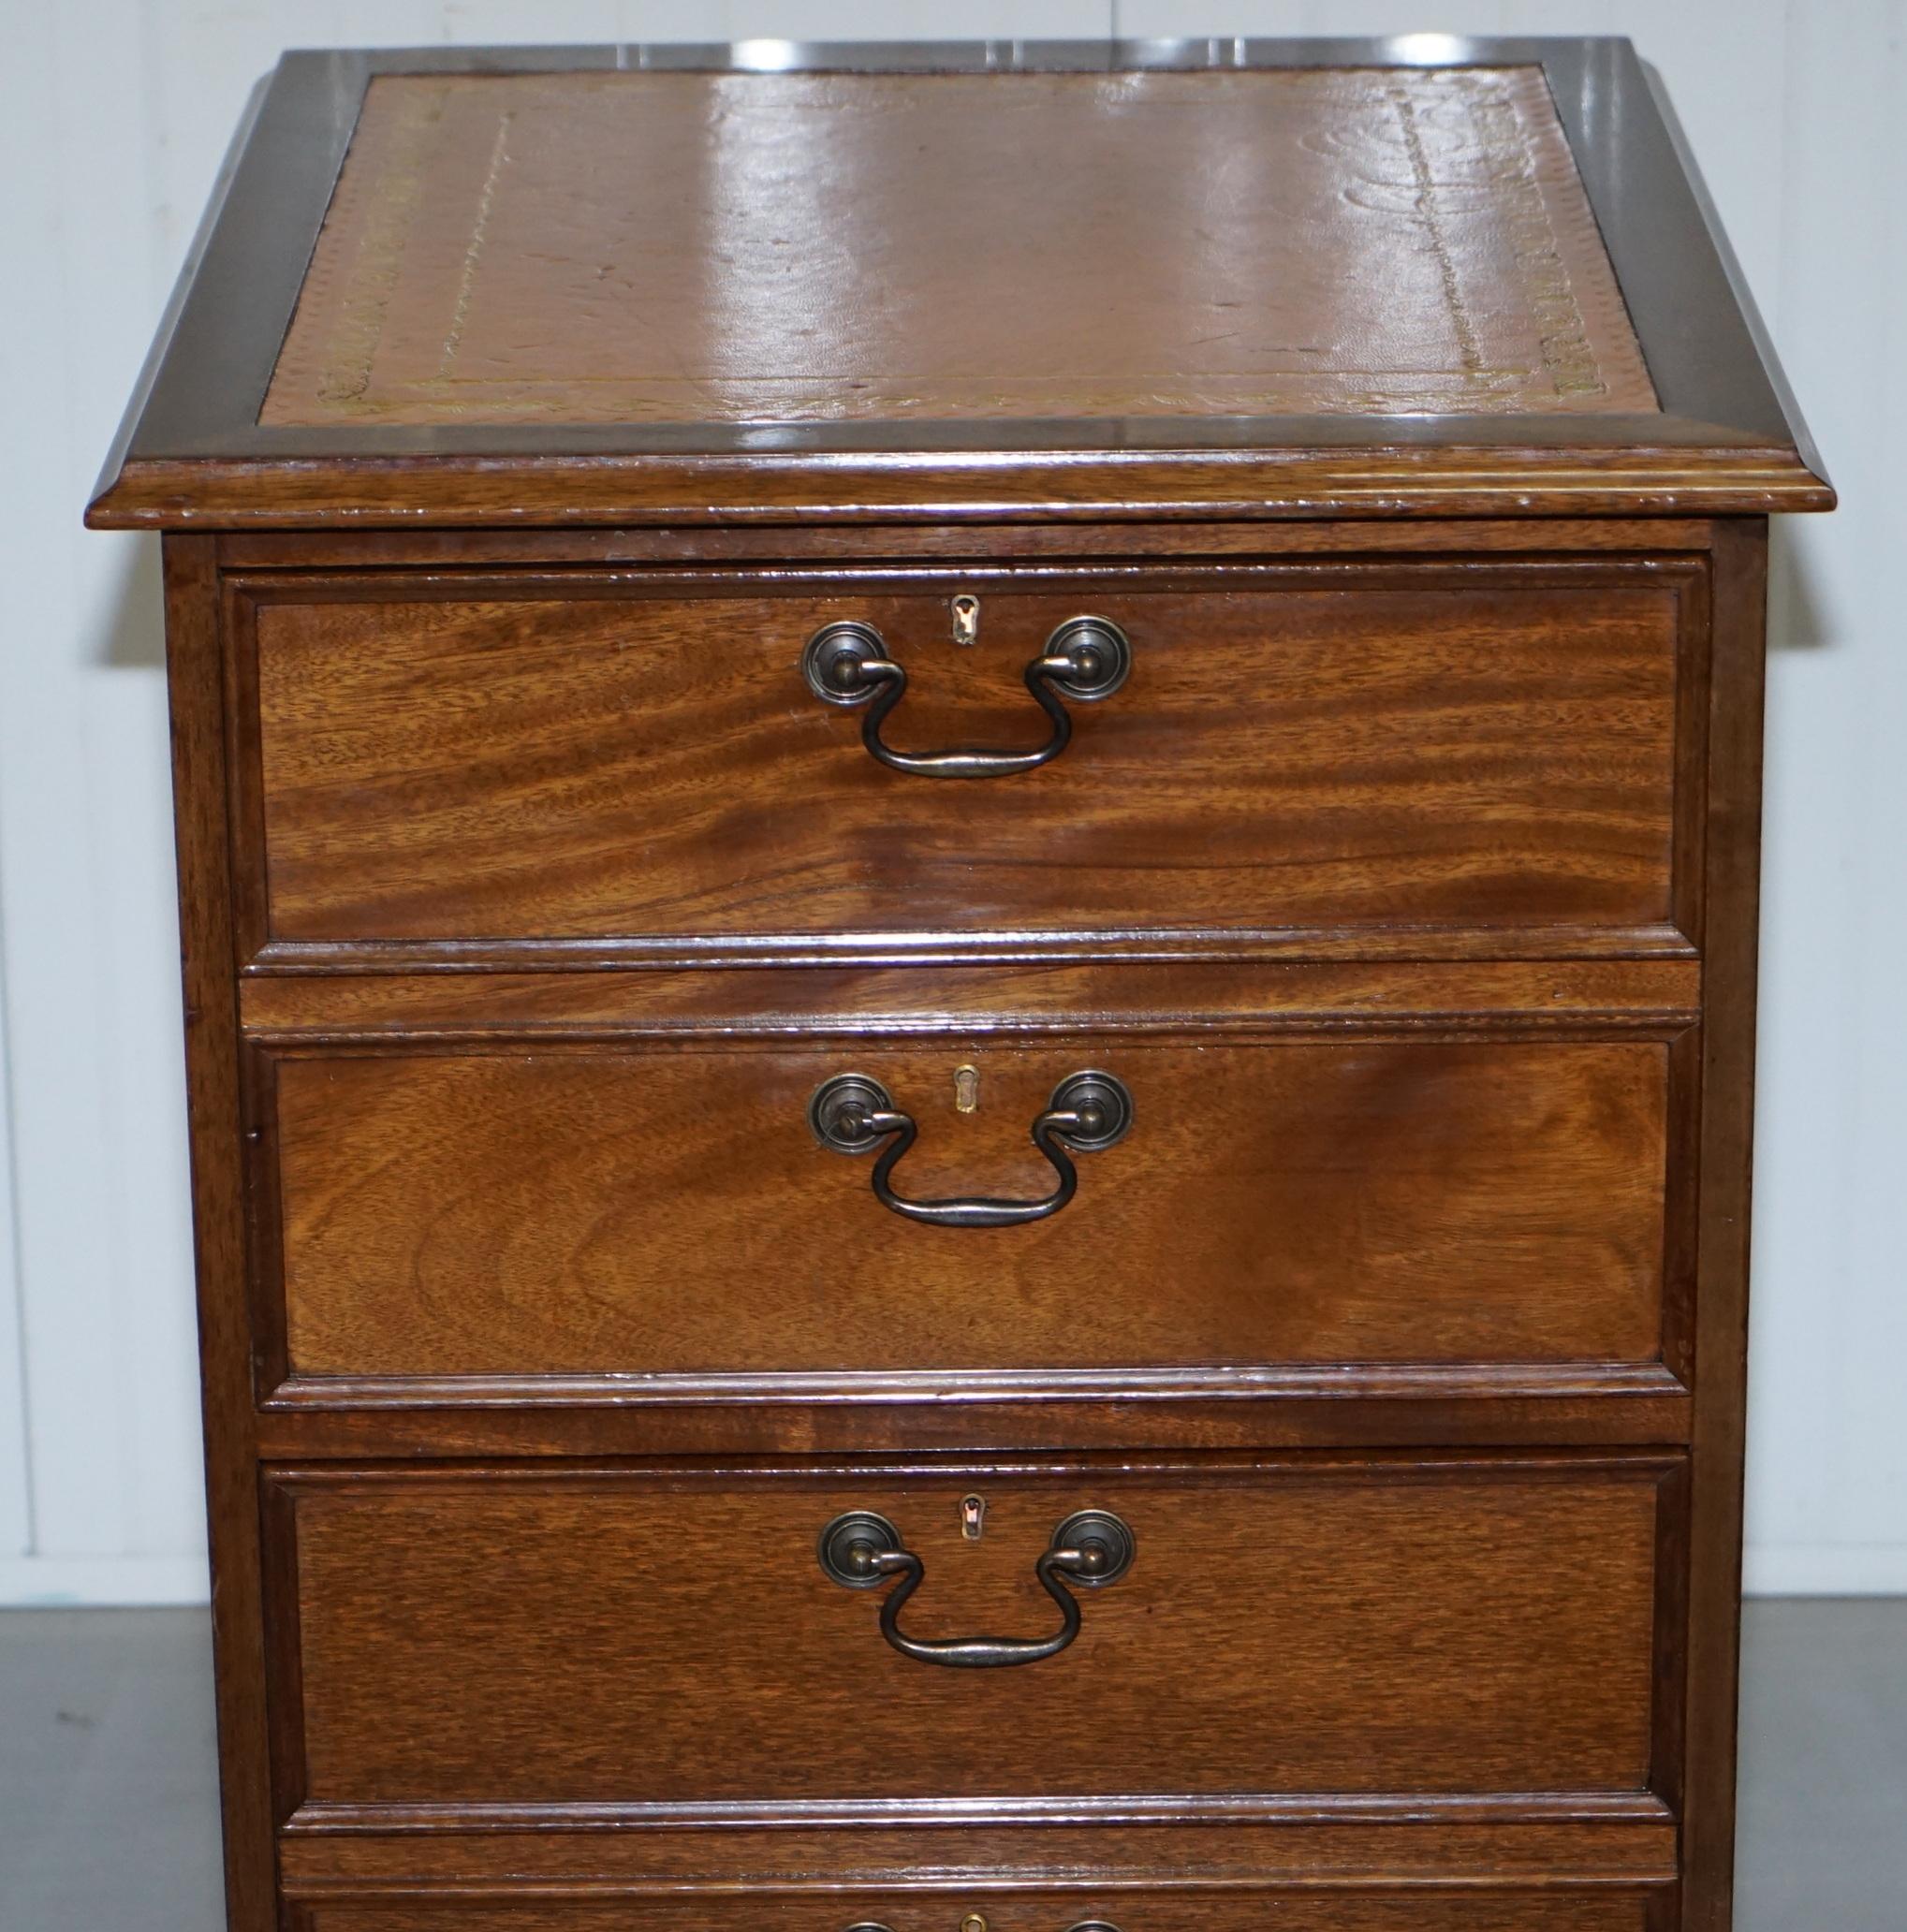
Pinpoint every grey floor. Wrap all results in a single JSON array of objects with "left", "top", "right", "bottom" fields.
[{"left": 0, "top": 1603, "right": 1901, "bottom": 1929}]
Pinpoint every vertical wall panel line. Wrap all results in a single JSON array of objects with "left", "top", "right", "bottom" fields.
[{"left": 0, "top": 862, "right": 36, "bottom": 1559}]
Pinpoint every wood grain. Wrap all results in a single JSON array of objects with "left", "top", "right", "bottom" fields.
[
  {"left": 268, "top": 1038, "right": 1671, "bottom": 1383},
  {"left": 277, "top": 1814, "right": 1679, "bottom": 1888},
  {"left": 238, "top": 959, "right": 1700, "bottom": 1039},
  {"left": 246, "top": 927, "right": 1701, "bottom": 975},
  {"left": 158, "top": 535, "right": 278, "bottom": 1932},
  {"left": 253, "top": 1379, "right": 1695, "bottom": 1460},
  {"left": 290, "top": 1891, "right": 1662, "bottom": 1932},
  {"left": 1679, "top": 520, "right": 1769, "bottom": 1932},
  {"left": 272, "top": 1456, "right": 1670, "bottom": 1810},
  {"left": 212, "top": 517, "right": 1727, "bottom": 570},
  {"left": 242, "top": 564, "right": 1685, "bottom": 946},
  {"left": 87, "top": 444, "right": 1836, "bottom": 530}
]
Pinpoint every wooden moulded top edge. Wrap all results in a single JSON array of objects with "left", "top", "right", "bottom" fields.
[{"left": 86, "top": 37, "right": 1834, "bottom": 530}]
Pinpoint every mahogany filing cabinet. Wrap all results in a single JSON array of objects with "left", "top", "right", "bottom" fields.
[{"left": 89, "top": 37, "right": 1833, "bottom": 1932}]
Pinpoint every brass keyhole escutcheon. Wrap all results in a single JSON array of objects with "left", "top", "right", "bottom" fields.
[
  {"left": 961, "top": 1914, "right": 990, "bottom": 1932},
  {"left": 961, "top": 1493, "right": 986, "bottom": 1540},
  {"left": 954, "top": 1064, "right": 979, "bottom": 1114},
  {"left": 950, "top": 593, "right": 980, "bottom": 646}
]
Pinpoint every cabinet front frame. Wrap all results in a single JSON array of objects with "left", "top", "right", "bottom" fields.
[{"left": 160, "top": 516, "right": 1768, "bottom": 1932}]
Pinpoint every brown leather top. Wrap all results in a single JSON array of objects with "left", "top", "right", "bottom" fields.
[{"left": 263, "top": 66, "right": 1657, "bottom": 428}]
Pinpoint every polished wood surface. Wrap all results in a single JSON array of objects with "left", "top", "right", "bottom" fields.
[
  {"left": 97, "top": 37, "right": 1825, "bottom": 1932},
  {"left": 279, "top": 1815, "right": 1679, "bottom": 1889},
  {"left": 242, "top": 564, "right": 1683, "bottom": 945},
  {"left": 292, "top": 1893, "right": 1662, "bottom": 1932},
  {"left": 155, "top": 513, "right": 1773, "bottom": 1932},
  {"left": 95, "top": 444, "right": 1832, "bottom": 528},
  {"left": 160, "top": 536, "right": 279, "bottom": 1932},
  {"left": 273, "top": 1457, "right": 1668, "bottom": 1810},
  {"left": 262, "top": 67, "right": 1656, "bottom": 427},
  {"left": 210, "top": 514, "right": 1739, "bottom": 566},
  {"left": 238, "top": 958, "right": 1702, "bottom": 1039},
  {"left": 267, "top": 1039, "right": 1671, "bottom": 1382},
  {"left": 253, "top": 1389, "right": 1695, "bottom": 1461},
  {"left": 1679, "top": 520, "right": 1769, "bottom": 1932},
  {"left": 85, "top": 40, "right": 1833, "bottom": 527}
]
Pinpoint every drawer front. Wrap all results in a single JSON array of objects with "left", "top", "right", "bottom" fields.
[
  {"left": 239, "top": 564, "right": 1685, "bottom": 947},
  {"left": 264, "top": 1037, "right": 1671, "bottom": 1385},
  {"left": 273, "top": 1457, "right": 1670, "bottom": 1809},
  {"left": 294, "top": 1894, "right": 1660, "bottom": 1932}
]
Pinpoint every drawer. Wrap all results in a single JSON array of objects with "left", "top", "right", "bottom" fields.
[
  {"left": 233, "top": 562, "right": 1689, "bottom": 949},
  {"left": 260, "top": 1037, "right": 1674, "bottom": 1389},
  {"left": 291, "top": 1893, "right": 1663, "bottom": 1932},
  {"left": 269, "top": 1456, "right": 1674, "bottom": 1812}
]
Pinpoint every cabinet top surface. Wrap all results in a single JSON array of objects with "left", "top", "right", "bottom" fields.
[
  {"left": 262, "top": 66, "right": 1654, "bottom": 430},
  {"left": 89, "top": 37, "right": 1831, "bottom": 528}
]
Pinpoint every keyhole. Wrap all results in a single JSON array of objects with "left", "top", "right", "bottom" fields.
[
  {"left": 954, "top": 1065, "right": 979, "bottom": 1114},
  {"left": 950, "top": 593, "right": 980, "bottom": 647}
]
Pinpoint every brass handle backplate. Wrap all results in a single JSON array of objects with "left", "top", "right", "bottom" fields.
[
  {"left": 809, "top": 1070, "right": 1133, "bottom": 1228},
  {"left": 819, "top": 1509, "right": 1136, "bottom": 1668},
  {"left": 801, "top": 616, "right": 1132, "bottom": 777}
]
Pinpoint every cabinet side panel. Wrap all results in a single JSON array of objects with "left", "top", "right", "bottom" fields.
[
  {"left": 162, "top": 533, "right": 271, "bottom": 1932},
  {"left": 1682, "top": 517, "right": 1769, "bottom": 1932}
]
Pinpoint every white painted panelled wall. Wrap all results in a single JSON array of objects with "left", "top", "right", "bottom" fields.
[{"left": 1, "top": 2, "right": 1899, "bottom": 1605}]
